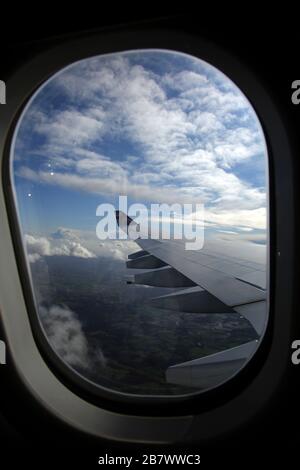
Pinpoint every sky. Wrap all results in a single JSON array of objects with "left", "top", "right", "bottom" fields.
[
  {"left": 9, "top": 50, "right": 268, "bottom": 392},
  {"left": 11, "top": 49, "right": 267, "bottom": 260}
]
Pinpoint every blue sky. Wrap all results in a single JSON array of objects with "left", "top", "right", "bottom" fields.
[{"left": 11, "top": 50, "right": 267, "bottom": 260}]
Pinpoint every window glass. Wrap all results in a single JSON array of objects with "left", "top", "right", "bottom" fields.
[{"left": 11, "top": 50, "right": 268, "bottom": 396}]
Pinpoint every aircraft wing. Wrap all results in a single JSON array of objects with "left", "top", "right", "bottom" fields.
[{"left": 116, "top": 211, "right": 267, "bottom": 389}]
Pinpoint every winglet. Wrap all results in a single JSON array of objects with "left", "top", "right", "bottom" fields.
[{"left": 115, "top": 210, "right": 135, "bottom": 227}]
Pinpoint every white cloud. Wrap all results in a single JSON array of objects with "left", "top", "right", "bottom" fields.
[
  {"left": 217, "top": 230, "right": 238, "bottom": 235},
  {"left": 205, "top": 207, "right": 266, "bottom": 230},
  {"left": 25, "top": 227, "right": 137, "bottom": 263},
  {"left": 40, "top": 305, "right": 90, "bottom": 369},
  {"left": 17, "top": 166, "right": 196, "bottom": 204},
  {"left": 25, "top": 234, "right": 51, "bottom": 262},
  {"left": 25, "top": 229, "right": 96, "bottom": 262},
  {"left": 98, "top": 241, "right": 134, "bottom": 260},
  {"left": 34, "top": 108, "right": 106, "bottom": 147},
  {"left": 162, "top": 70, "right": 209, "bottom": 92},
  {"left": 51, "top": 241, "right": 96, "bottom": 258},
  {"left": 39, "top": 304, "right": 106, "bottom": 370},
  {"left": 16, "top": 51, "right": 267, "bottom": 228}
]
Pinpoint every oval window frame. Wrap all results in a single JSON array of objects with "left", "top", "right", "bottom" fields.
[{"left": 0, "top": 27, "right": 293, "bottom": 442}]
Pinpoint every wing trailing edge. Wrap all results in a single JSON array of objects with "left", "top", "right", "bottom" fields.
[{"left": 166, "top": 340, "right": 258, "bottom": 389}]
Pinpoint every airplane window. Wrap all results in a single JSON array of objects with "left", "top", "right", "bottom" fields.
[{"left": 10, "top": 50, "right": 268, "bottom": 398}]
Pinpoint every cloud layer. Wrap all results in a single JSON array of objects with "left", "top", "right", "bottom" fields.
[
  {"left": 14, "top": 50, "right": 267, "bottom": 230},
  {"left": 25, "top": 229, "right": 96, "bottom": 262},
  {"left": 25, "top": 226, "right": 137, "bottom": 263},
  {"left": 39, "top": 304, "right": 93, "bottom": 370}
]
